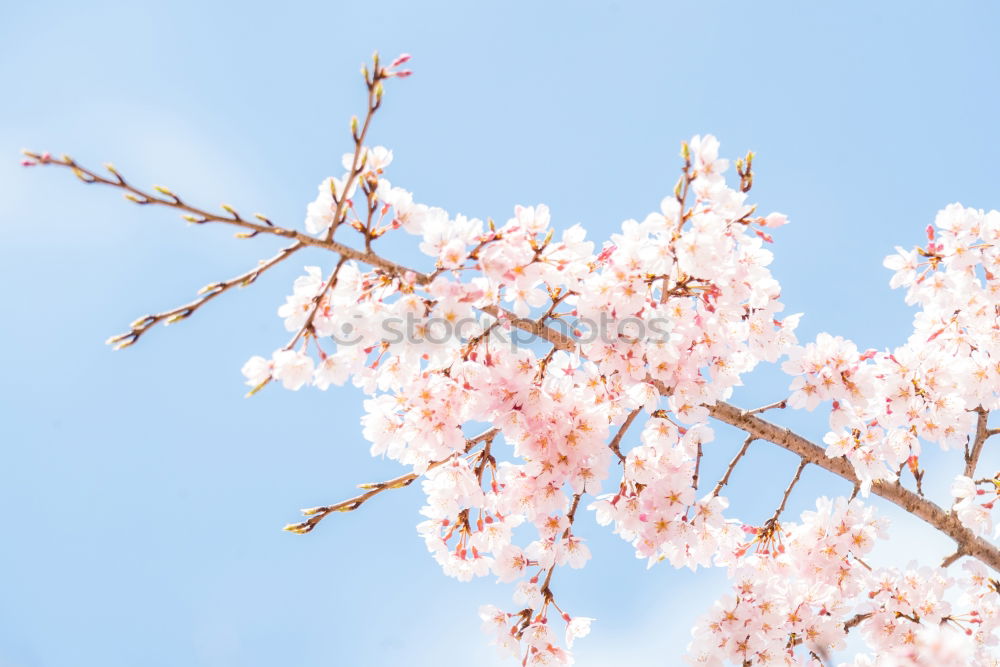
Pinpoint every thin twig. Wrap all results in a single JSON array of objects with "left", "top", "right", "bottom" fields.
[
  {"left": 767, "top": 459, "right": 808, "bottom": 525},
  {"left": 692, "top": 441, "right": 703, "bottom": 491},
  {"left": 608, "top": 408, "right": 643, "bottom": 463},
  {"left": 284, "top": 257, "right": 348, "bottom": 351},
  {"left": 712, "top": 435, "right": 754, "bottom": 497},
  {"left": 941, "top": 548, "right": 965, "bottom": 568},
  {"left": 324, "top": 58, "right": 386, "bottom": 245},
  {"left": 283, "top": 428, "right": 498, "bottom": 534},
  {"left": 745, "top": 399, "right": 787, "bottom": 416},
  {"left": 966, "top": 407, "right": 992, "bottom": 478},
  {"left": 25, "top": 153, "right": 433, "bottom": 285},
  {"left": 539, "top": 493, "right": 583, "bottom": 605},
  {"left": 107, "top": 241, "right": 303, "bottom": 348}
]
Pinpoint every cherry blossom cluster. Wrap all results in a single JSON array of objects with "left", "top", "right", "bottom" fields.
[
  {"left": 589, "top": 419, "right": 738, "bottom": 569},
  {"left": 782, "top": 205, "right": 1000, "bottom": 507},
  {"left": 688, "top": 497, "right": 885, "bottom": 664},
  {"left": 952, "top": 475, "right": 1000, "bottom": 538},
  {"left": 234, "top": 132, "right": 810, "bottom": 663},
  {"left": 689, "top": 498, "right": 1000, "bottom": 665}
]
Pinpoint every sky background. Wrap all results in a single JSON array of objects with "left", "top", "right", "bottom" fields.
[{"left": 3, "top": 2, "right": 1000, "bottom": 666}]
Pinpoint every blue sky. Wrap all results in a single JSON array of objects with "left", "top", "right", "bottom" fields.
[{"left": 3, "top": 2, "right": 1000, "bottom": 666}]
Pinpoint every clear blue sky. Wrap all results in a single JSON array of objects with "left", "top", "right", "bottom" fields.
[{"left": 3, "top": 2, "right": 1000, "bottom": 666}]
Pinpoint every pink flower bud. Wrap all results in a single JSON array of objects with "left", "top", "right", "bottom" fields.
[
  {"left": 762, "top": 212, "right": 788, "bottom": 228},
  {"left": 390, "top": 53, "right": 412, "bottom": 68}
]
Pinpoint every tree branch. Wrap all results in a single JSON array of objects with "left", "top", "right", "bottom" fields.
[{"left": 708, "top": 401, "right": 1000, "bottom": 573}]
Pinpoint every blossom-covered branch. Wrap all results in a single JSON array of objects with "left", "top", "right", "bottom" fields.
[{"left": 28, "top": 52, "right": 1000, "bottom": 665}]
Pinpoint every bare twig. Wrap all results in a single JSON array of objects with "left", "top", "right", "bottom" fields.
[
  {"left": 608, "top": 408, "right": 643, "bottom": 463},
  {"left": 767, "top": 459, "right": 808, "bottom": 525},
  {"left": 692, "top": 441, "right": 703, "bottom": 491},
  {"left": 283, "top": 428, "right": 498, "bottom": 534},
  {"left": 745, "top": 399, "right": 787, "bottom": 416},
  {"left": 712, "top": 435, "right": 755, "bottom": 497},
  {"left": 107, "top": 241, "right": 303, "bottom": 349},
  {"left": 941, "top": 548, "right": 965, "bottom": 568}
]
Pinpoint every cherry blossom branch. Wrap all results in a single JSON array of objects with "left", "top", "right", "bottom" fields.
[
  {"left": 284, "top": 257, "right": 348, "bottom": 351},
  {"left": 539, "top": 493, "right": 583, "bottom": 606},
  {"left": 708, "top": 401, "right": 1000, "bottom": 572},
  {"left": 229, "top": 232, "right": 1000, "bottom": 574},
  {"left": 473, "top": 432, "right": 497, "bottom": 483},
  {"left": 283, "top": 427, "right": 498, "bottom": 534},
  {"left": 323, "top": 53, "right": 389, "bottom": 246},
  {"left": 31, "top": 136, "right": 1000, "bottom": 577},
  {"left": 790, "top": 612, "right": 872, "bottom": 658},
  {"left": 26, "top": 152, "right": 571, "bottom": 358},
  {"left": 106, "top": 241, "right": 304, "bottom": 349},
  {"left": 661, "top": 147, "right": 693, "bottom": 304}
]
